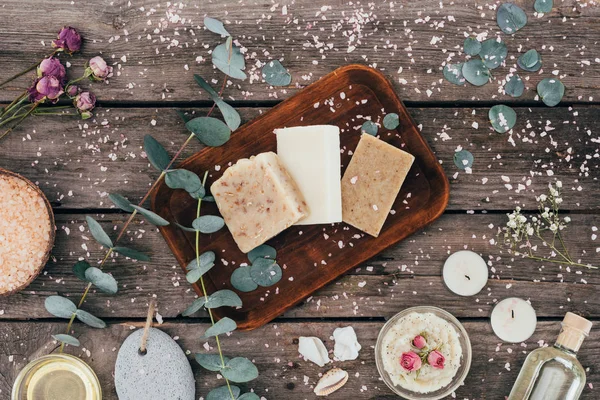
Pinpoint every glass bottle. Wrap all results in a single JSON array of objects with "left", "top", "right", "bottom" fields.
[{"left": 508, "top": 312, "right": 592, "bottom": 400}]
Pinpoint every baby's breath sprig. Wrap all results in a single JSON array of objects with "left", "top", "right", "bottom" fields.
[{"left": 500, "top": 181, "right": 597, "bottom": 269}]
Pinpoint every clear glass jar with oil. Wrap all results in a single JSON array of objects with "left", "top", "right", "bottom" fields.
[{"left": 12, "top": 354, "right": 101, "bottom": 400}]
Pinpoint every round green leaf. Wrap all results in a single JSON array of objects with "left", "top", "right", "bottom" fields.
[
  {"left": 216, "top": 100, "right": 241, "bottom": 131},
  {"left": 212, "top": 40, "right": 247, "bottom": 80},
  {"left": 195, "top": 353, "right": 230, "bottom": 372},
  {"left": 44, "top": 295, "right": 77, "bottom": 319},
  {"left": 537, "top": 78, "right": 565, "bottom": 107},
  {"left": 165, "top": 169, "right": 204, "bottom": 196},
  {"left": 505, "top": 74, "right": 524, "bottom": 97},
  {"left": 222, "top": 357, "right": 259, "bottom": 383},
  {"left": 109, "top": 193, "right": 134, "bottom": 212},
  {"left": 250, "top": 258, "right": 282, "bottom": 287},
  {"left": 497, "top": 3, "right": 528, "bottom": 34},
  {"left": 112, "top": 246, "right": 150, "bottom": 261},
  {"left": 85, "top": 267, "right": 118, "bottom": 294},
  {"left": 479, "top": 38, "right": 508, "bottom": 69},
  {"left": 262, "top": 60, "right": 292, "bottom": 86},
  {"left": 204, "top": 17, "right": 230, "bottom": 36},
  {"left": 203, "top": 317, "right": 237, "bottom": 338},
  {"left": 194, "top": 74, "right": 220, "bottom": 98},
  {"left": 462, "top": 59, "right": 490, "bottom": 86},
  {"left": 238, "top": 394, "right": 260, "bottom": 400},
  {"left": 443, "top": 63, "right": 465, "bottom": 86},
  {"left": 52, "top": 334, "right": 80, "bottom": 347},
  {"left": 231, "top": 266, "right": 258, "bottom": 292},
  {"left": 72, "top": 260, "right": 91, "bottom": 281},
  {"left": 186, "top": 117, "right": 231, "bottom": 147},
  {"left": 517, "top": 49, "right": 542, "bottom": 72},
  {"left": 361, "top": 121, "right": 378, "bottom": 136},
  {"left": 182, "top": 298, "right": 207, "bottom": 317},
  {"left": 383, "top": 113, "right": 400, "bottom": 130},
  {"left": 205, "top": 289, "right": 242, "bottom": 309},
  {"left": 192, "top": 215, "right": 225, "bottom": 234},
  {"left": 453, "top": 150, "right": 474, "bottom": 170},
  {"left": 463, "top": 38, "right": 481, "bottom": 56},
  {"left": 186, "top": 252, "right": 216, "bottom": 283},
  {"left": 131, "top": 205, "right": 170, "bottom": 226},
  {"left": 534, "top": 0, "right": 553, "bottom": 13},
  {"left": 489, "top": 105, "right": 517, "bottom": 133},
  {"left": 207, "top": 385, "right": 241, "bottom": 400},
  {"left": 247, "top": 245, "right": 277, "bottom": 263},
  {"left": 86, "top": 216, "right": 113, "bottom": 248},
  {"left": 143, "top": 134, "right": 170, "bottom": 171},
  {"left": 75, "top": 309, "right": 106, "bottom": 329}
]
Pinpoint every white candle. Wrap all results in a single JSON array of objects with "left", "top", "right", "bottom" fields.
[
  {"left": 491, "top": 297, "right": 537, "bottom": 343},
  {"left": 442, "top": 250, "right": 488, "bottom": 296}
]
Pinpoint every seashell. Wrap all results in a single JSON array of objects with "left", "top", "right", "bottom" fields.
[
  {"left": 298, "top": 336, "right": 330, "bottom": 367},
  {"left": 333, "top": 326, "right": 361, "bottom": 361},
  {"left": 314, "top": 368, "right": 349, "bottom": 396}
]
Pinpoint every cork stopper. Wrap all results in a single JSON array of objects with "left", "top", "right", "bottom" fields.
[
  {"left": 563, "top": 312, "right": 592, "bottom": 335},
  {"left": 556, "top": 312, "right": 592, "bottom": 352}
]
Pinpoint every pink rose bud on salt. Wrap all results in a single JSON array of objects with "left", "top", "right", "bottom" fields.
[
  {"left": 399, "top": 351, "right": 422, "bottom": 372},
  {"left": 412, "top": 335, "right": 427, "bottom": 349},
  {"left": 427, "top": 350, "right": 445, "bottom": 369}
]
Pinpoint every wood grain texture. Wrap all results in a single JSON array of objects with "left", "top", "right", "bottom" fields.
[
  {"left": 0, "top": 320, "right": 598, "bottom": 399},
  {"left": 0, "top": 106, "right": 597, "bottom": 210},
  {"left": 0, "top": 0, "right": 598, "bottom": 103}
]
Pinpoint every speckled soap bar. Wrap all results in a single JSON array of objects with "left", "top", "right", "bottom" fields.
[
  {"left": 211, "top": 152, "right": 309, "bottom": 253},
  {"left": 341, "top": 134, "right": 415, "bottom": 237}
]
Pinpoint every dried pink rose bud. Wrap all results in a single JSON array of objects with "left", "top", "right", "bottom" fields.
[
  {"left": 75, "top": 92, "right": 96, "bottom": 112},
  {"left": 412, "top": 335, "right": 427, "bottom": 349},
  {"left": 27, "top": 76, "right": 64, "bottom": 103},
  {"left": 66, "top": 85, "right": 79, "bottom": 97},
  {"left": 52, "top": 26, "right": 82, "bottom": 54},
  {"left": 399, "top": 351, "right": 422, "bottom": 372},
  {"left": 37, "top": 57, "right": 66, "bottom": 82},
  {"left": 427, "top": 350, "right": 445, "bottom": 369},
  {"left": 88, "top": 56, "right": 113, "bottom": 81}
]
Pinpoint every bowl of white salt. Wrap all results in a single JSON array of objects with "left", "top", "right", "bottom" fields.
[{"left": 0, "top": 168, "right": 55, "bottom": 296}]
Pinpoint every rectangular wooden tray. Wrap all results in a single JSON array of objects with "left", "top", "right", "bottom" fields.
[{"left": 151, "top": 64, "right": 449, "bottom": 330}]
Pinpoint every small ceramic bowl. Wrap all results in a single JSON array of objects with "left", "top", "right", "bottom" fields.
[{"left": 375, "top": 306, "right": 472, "bottom": 400}]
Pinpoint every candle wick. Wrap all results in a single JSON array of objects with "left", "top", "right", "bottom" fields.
[
  {"left": 464, "top": 274, "right": 471, "bottom": 280},
  {"left": 511, "top": 310, "right": 515, "bottom": 319}
]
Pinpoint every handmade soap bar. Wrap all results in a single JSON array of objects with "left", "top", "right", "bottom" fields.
[
  {"left": 341, "top": 134, "right": 414, "bottom": 237},
  {"left": 211, "top": 152, "right": 309, "bottom": 253},
  {"left": 275, "top": 125, "right": 342, "bottom": 225}
]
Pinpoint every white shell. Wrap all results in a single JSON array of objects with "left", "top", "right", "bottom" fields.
[
  {"left": 332, "top": 326, "right": 361, "bottom": 361},
  {"left": 314, "top": 368, "right": 349, "bottom": 396},
  {"left": 298, "top": 336, "right": 330, "bottom": 367}
]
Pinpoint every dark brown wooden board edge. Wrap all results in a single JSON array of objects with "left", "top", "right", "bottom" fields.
[{"left": 151, "top": 64, "right": 450, "bottom": 330}]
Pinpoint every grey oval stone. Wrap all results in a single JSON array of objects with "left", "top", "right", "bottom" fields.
[{"left": 115, "top": 328, "right": 195, "bottom": 400}]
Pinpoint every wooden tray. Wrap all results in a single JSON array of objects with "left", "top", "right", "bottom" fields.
[{"left": 151, "top": 64, "right": 449, "bottom": 330}]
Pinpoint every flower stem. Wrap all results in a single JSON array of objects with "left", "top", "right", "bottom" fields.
[
  {"left": 0, "top": 101, "right": 40, "bottom": 141},
  {"left": 514, "top": 252, "right": 597, "bottom": 269},
  {"left": 0, "top": 91, "right": 28, "bottom": 118}
]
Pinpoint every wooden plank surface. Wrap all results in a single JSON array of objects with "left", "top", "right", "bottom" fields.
[
  {"left": 0, "top": 0, "right": 599, "bottom": 104},
  {"left": 0, "top": 106, "right": 598, "bottom": 210},
  {"left": 1, "top": 320, "right": 598, "bottom": 399}
]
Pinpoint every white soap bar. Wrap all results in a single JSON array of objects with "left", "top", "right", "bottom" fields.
[{"left": 275, "top": 125, "right": 342, "bottom": 225}]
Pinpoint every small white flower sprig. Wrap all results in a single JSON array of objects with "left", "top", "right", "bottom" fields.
[{"left": 500, "top": 181, "right": 597, "bottom": 269}]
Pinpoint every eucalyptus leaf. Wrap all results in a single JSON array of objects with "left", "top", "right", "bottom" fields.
[
  {"left": 230, "top": 266, "right": 258, "bottom": 292},
  {"left": 72, "top": 260, "right": 91, "bottom": 281},
  {"left": 212, "top": 41, "right": 247, "bottom": 80},
  {"left": 497, "top": 3, "right": 528, "bottom": 34},
  {"left": 238, "top": 394, "right": 260, "bottom": 400},
  {"left": 453, "top": 150, "right": 474, "bottom": 170},
  {"left": 203, "top": 196, "right": 215, "bottom": 202},
  {"left": 443, "top": 63, "right": 465, "bottom": 86},
  {"left": 505, "top": 74, "right": 524, "bottom": 97},
  {"left": 131, "top": 205, "right": 170, "bottom": 226},
  {"left": 489, "top": 105, "right": 517, "bottom": 133},
  {"left": 186, "top": 253, "right": 215, "bottom": 284},
  {"left": 85, "top": 267, "right": 118, "bottom": 294},
  {"left": 109, "top": 193, "right": 134, "bottom": 212},
  {"left": 194, "top": 74, "right": 220, "bottom": 98},
  {"left": 176, "top": 109, "right": 192, "bottom": 123},
  {"left": 165, "top": 169, "right": 204, "bottom": 196},
  {"left": 204, "top": 17, "right": 230, "bottom": 36},
  {"left": 462, "top": 59, "right": 490, "bottom": 86},
  {"left": 175, "top": 222, "right": 197, "bottom": 233},
  {"left": 221, "top": 357, "right": 259, "bottom": 383},
  {"left": 143, "top": 134, "right": 170, "bottom": 172},
  {"left": 479, "top": 38, "right": 508, "bottom": 69},
  {"left": 44, "top": 295, "right": 77, "bottom": 319},
  {"left": 262, "top": 60, "right": 292, "bottom": 86},
  {"left": 52, "top": 334, "right": 80, "bottom": 347},
  {"left": 182, "top": 298, "right": 207, "bottom": 317},
  {"left": 517, "top": 49, "right": 542, "bottom": 72},
  {"left": 383, "top": 113, "right": 400, "bottom": 130},
  {"left": 207, "top": 385, "right": 241, "bottom": 400},
  {"left": 194, "top": 75, "right": 241, "bottom": 131},
  {"left": 186, "top": 117, "right": 231, "bottom": 147},
  {"left": 534, "top": 0, "right": 553, "bottom": 13},
  {"left": 195, "top": 353, "right": 230, "bottom": 372},
  {"left": 75, "top": 309, "right": 106, "bottom": 328},
  {"left": 205, "top": 289, "right": 243, "bottom": 309},
  {"left": 537, "top": 78, "right": 565, "bottom": 107},
  {"left": 192, "top": 215, "right": 225, "bottom": 234},
  {"left": 85, "top": 216, "right": 113, "bottom": 248},
  {"left": 361, "top": 121, "right": 378, "bottom": 136},
  {"left": 203, "top": 317, "right": 237, "bottom": 338},
  {"left": 113, "top": 246, "right": 150, "bottom": 261},
  {"left": 250, "top": 258, "right": 282, "bottom": 287},
  {"left": 463, "top": 38, "right": 481, "bottom": 56},
  {"left": 247, "top": 245, "right": 277, "bottom": 263}
]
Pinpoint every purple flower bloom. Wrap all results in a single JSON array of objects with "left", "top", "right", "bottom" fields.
[
  {"left": 88, "top": 56, "right": 113, "bottom": 81},
  {"left": 37, "top": 57, "right": 66, "bottom": 82},
  {"left": 66, "top": 85, "right": 79, "bottom": 97},
  {"left": 75, "top": 92, "right": 96, "bottom": 112},
  {"left": 27, "top": 76, "right": 64, "bottom": 103},
  {"left": 52, "top": 26, "right": 82, "bottom": 54}
]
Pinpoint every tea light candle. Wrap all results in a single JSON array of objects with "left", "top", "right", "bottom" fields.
[
  {"left": 491, "top": 297, "right": 537, "bottom": 343},
  {"left": 442, "top": 250, "right": 488, "bottom": 296}
]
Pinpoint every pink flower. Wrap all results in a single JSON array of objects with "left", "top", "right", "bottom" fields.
[
  {"left": 399, "top": 351, "right": 422, "bottom": 372},
  {"left": 75, "top": 92, "right": 96, "bottom": 111},
  {"left": 66, "top": 85, "right": 80, "bottom": 97},
  {"left": 427, "top": 350, "right": 445, "bottom": 369},
  {"left": 27, "top": 76, "right": 64, "bottom": 103},
  {"left": 412, "top": 335, "right": 427, "bottom": 349},
  {"left": 38, "top": 57, "right": 66, "bottom": 82},
  {"left": 88, "top": 56, "right": 113, "bottom": 81},
  {"left": 52, "top": 26, "right": 82, "bottom": 54}
]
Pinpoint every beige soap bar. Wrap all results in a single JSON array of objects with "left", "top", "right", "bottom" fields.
[
  {"left": 211, "top": 152, "right": 309, "bottom": 253},
  {"left": 341, "top": 134, "right": 415, "bottom": 237}
]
